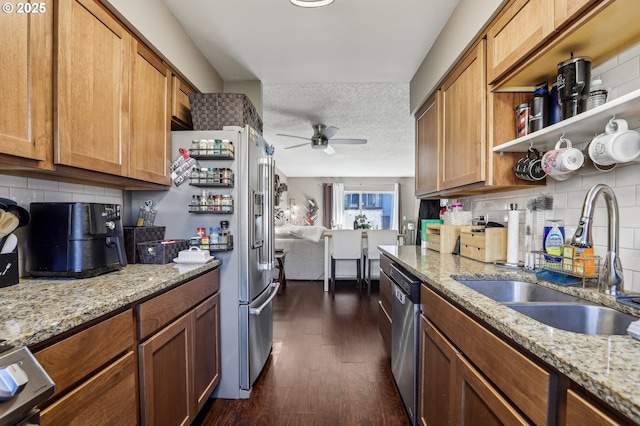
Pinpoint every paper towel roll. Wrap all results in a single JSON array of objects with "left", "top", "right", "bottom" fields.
[{"left": 507, "top": 208, "right": 520, "bottom": 265}]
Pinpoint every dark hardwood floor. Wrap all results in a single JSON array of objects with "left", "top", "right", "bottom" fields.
[{"left": 194, "top": 280, "right": 410, "bottom": 426}]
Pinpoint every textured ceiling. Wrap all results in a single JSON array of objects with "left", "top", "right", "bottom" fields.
[
  {"left": 263, "top": 82, "right": 414, "bottom": 177},
  {"left": 161, "top": 0, "right": 460, "bottom": 177}
]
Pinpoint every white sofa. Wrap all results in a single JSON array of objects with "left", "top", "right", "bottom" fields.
[{"left": 274, "top": 225, "right": 326, "bottom": 281}]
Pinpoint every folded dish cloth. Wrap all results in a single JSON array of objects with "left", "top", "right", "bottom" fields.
[
  {"left": 288, "top": 225, "right": 326, "bottom": 243},
  {"left": 627, "top": 319, "right": 640, "bottom": 340}
]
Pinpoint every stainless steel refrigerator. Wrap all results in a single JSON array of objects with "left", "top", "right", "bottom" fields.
[{"left": 131, "top": 125, "right": 277, "bottom": 399}]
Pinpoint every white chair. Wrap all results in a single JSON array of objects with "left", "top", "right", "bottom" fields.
[
  {"left": 363, "top": 230, "right": 398, "bottom": 294},
  {"left": 330, "top": 229, "right": 364, "bottom": 293}
]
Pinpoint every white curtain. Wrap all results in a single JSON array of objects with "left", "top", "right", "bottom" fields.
[
  {"left": 331, "top": 183, "right": 344, "bottom": 229},
  {"left": 391, "top": 182, "right": 401, "bottom": 231}
]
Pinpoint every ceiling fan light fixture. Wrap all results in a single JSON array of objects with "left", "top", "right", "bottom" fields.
[{"left": 290, "top": 0, "right": 334, "bottom": 8}]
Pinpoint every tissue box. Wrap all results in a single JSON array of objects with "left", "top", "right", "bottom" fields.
[
  {"left": 0, "top": 252, "right": 19, "bottom": 288},
  {"left": 137, "top": 240, "right": 189, "bottom": 264},
  {"left": 124, "top": 226, "right": 166, "bottom": 264}
]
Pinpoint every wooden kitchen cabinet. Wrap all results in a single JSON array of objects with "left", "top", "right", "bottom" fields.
[
  {"left": 55, "top": 0, "right": 171, "bottom": 185},
  {"left": 456, "top": 354, "right": 529, "bottom": 425},
  {"left": 172, "top": 75, "right": 195, "bottom": 130},
  {"left": 130, "top": 40, "right": 171, "bottom": 185},
  {"left": 486, "top": 0, "right": 595, "bottom": 84},
  {"left": 194, "top": 293, "right": 221, "bottom": 412},
  {"left": 378, "top": 255, "right": 392, "bottom": 356},
  {"left": 440, "top": 39, "right": 486, "bottom": 191},
  {"left": 422, "top": 285, "right": 557, "bottom": 425},
  {"left": 35, "top": 310, "right": 139, "bottom": 426},
  {"left": 415, "top": 91, "right": 441, "bottom": 197},
  {"left": 55, "top": 0, "right": 131, "bottom": 176},
  {"left": 139, "top": 311, "right": 196, "bottom": 426},
  {"left": 0, "top": 0, "right": 52, "bottom": 164},
  {"left": 563, "top": 389, "right": 624, "bottom": 426},
  {"left": 137, "top": 268, "right": 221, "bottom": 426},
  {"left": 419, "top": 314, "right": 460, "bottom": 426}
]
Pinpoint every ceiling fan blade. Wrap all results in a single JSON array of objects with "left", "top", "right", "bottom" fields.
[
  {"left": 276, "top": 133, "right": 312, "bottom": 142},
  {"left": 321, "top": 126, "right": 340, "bottom": 140},
  {"left": 284, "top": 142, "right": 310, "bottom": 150},
  {"left": 328, "top": 138, "right": 367, "bottom": 145},
  {"left": 323, "top": 145, "right": 336, "bottom": 155}
]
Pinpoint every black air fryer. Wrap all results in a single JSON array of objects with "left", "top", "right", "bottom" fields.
[{"left": 27, "top": 203, "right": 127, "bottom": 278}]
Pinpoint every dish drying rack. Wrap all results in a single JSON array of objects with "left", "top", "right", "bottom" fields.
[{"left": 533, "top": 250, "right": 602, "bottom": 287}]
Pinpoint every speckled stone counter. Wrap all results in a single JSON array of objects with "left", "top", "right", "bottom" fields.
[
  {"left": 380, "top": 245, "right": 640, "bottom": 423},
  {"left": 0, "top": 260, "right": 221, "bottom": 348}
]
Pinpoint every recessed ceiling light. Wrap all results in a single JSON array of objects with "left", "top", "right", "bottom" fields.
[{"left": 290, "top": 0, "right": 335, "bottom": 8}]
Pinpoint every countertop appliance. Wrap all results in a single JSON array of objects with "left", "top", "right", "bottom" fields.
[
  {"left": 27, "top": 203, "right": 127, "bottom": 278},
  {"left": 390, "top": 263, "right": 421, "bottom": 426},
  {"left": 131, "top": 126, "right": 277, "bottom": 399},
  {"left": 0, "top": 341, "right": 55, "bottom": 426}
]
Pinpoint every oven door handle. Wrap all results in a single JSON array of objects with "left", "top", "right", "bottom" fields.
[{"left": 249, "top": 281, "right": 280, "bottom": 315}]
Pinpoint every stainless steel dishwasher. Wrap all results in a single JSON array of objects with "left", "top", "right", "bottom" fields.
[{"left": 390, "top": 263, "right": 421, "bottom": 426}]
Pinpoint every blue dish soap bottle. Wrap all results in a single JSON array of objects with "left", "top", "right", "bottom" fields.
[{"left": 544, "top": 220, "right": 565, "bottom": 269}]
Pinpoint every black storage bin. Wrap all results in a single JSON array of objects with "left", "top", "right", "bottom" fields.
[
  {"left": 137, "top": 240, "right": 190, "bottom": 264},
  {"left": 189, "top": 93, "right": 263, "bottom": 133},
  {"left": 123, "top": 226, "right": 166, "bottom": 264}
]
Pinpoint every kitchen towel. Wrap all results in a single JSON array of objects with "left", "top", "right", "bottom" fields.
[{"left": 507, "top": 206, "right": 520, "bottom": 265}]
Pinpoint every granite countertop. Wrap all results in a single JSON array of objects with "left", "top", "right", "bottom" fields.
[
  {"left": 0, "top": 260, "right": 221, "bottom": 348},
  {"left": 380, "top": 245, "right": 640, "bottom": 423}
]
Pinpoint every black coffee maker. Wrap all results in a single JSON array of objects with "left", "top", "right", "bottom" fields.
[
  {"left": 28, "top": 203, "right": 127, "bottom": 278},
  {"left": 557, "top": 54, "right": 591, "bottom": 119}
]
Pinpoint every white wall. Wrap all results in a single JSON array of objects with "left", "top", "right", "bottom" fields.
[
  {"left": 101, "top": 0, "right": 223, "bottom": 92},
  {"left": 283, "top": 176, "right": 418, "bottom": 228},
  {"left": 409, "top": 0, "right": 506, "bottom": 113},
  {"left": 459, "top": 41, "right": 640, "bottom": 292}
]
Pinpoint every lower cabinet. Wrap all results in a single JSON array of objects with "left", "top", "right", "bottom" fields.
[
  {"left": 420, "top": 285, "right": 556, "bottom": 425},
  {"left": 137, "top": 269, "right": 221, "bottom": 426},
  {"left": 35, "top": 310, "right": 139, "bottom": 426},
  {"left": 563, "top": 389, "right": 623, "bottom": 426},
  {"left": 378, "top": 255, "right": 393, "bottom": 356}
]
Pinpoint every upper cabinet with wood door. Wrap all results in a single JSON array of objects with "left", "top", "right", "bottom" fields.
[
  {"left": 440, "top": 40, "right": 486, "bottom": 191},
  {"left": 415, "top": 91, "right": 441, "bottom": 197},
  {"left": 0, "top": 0, "right": 52, "bottom": 163},
  {"left": 172, "top": 75, "right": 195, "bottom": 130},
  {"left": 130, "top": 41, "right": 171, "bottom": 185},
  {"left": 55, "top": 0, "right": 131, "bottom": 176},
  {"left": 487, "top": 0, "right": 596, "bottom": 84}
]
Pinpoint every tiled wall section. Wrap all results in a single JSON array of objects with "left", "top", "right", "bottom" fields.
[
  {"left": 460, "top": 41, "right": 640, "bottom": 292},
  {"left": 0, "top": 175, "right": 123, "bottom": 274}
]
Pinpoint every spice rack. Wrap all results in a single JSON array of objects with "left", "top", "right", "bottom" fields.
[
  {"left": 188, "top": 193, "right": 233, "bottom": 214},
  {"left": 189, "top": 139, "right": 235, "bottom": 159},
  {"left": 188, "top": 168, "right": 234, "bottom": 187},
  {"left": 534, "top": 250, "right": 601, "bottom": 286}
]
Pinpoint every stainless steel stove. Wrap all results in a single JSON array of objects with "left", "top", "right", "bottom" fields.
[{"left": 0, "top": 341, "right": 55, "bottom": 426}]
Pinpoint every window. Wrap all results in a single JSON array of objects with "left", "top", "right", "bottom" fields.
[{"left": 343, "top": 191, "right": 394, "bottom": 229}]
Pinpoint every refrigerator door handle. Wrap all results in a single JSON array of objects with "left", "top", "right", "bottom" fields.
[
  {"left": 259, "top": 156, "right": 275, "bottom": 269},
  {"left": 249, "top": 281, "right": 280, "bottom": 315}
]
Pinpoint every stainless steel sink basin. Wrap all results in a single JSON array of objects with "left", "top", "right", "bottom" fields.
[
  {"left": 456, "top": 280, "right": 582, "bottom": 303},
  {"left": 505, "top": 303, "right": 637, "bottom": 335}
]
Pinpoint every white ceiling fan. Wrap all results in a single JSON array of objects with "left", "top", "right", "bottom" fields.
[{"left": 277, "top": 124, "right": 367, "bottom": 155}]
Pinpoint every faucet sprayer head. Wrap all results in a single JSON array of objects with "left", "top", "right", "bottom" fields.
[{"left": 571, "top": 217, "right": 593, "bottom": 248}]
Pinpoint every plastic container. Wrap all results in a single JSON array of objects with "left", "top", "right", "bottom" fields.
[{"left": 587, "top": 77, "right": 608, "bottom": 110}]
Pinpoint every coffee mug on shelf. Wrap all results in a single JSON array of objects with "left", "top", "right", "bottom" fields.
[
  {"left": 513, "top": 148, "right": 546, "bottom": 181},
  {"left": 541, "top": 137, "right": 584, "bottom": 180},
  {"left": 588, "top": 118, "right": 640, "bottom": 166}
]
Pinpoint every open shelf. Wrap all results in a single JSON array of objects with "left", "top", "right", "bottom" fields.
[{"left": 493, "top": 88, "right": 640, "bottom": 152}]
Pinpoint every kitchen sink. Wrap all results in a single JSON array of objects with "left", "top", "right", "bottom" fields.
[
  {"left": 456, "top": 280, "right": 582, "bottom": 303},
  {"left": 455, "top": 279, "right": 638, "bottom": 335},
  {"left": 505, "top": 303, "right": 637, "bottom": 335}
]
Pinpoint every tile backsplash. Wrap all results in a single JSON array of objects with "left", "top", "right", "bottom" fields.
[
  {"left": 0, "top": 175, "right": 123, "bottom": 275},
  {"left": 460, "top": 40, "right": 640, "bottom": 292}
]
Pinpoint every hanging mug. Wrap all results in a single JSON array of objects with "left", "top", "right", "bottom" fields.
[
  {"left": 588, "top": 118, "right": 640, "bottom": 166},
  {"left": 514, "top": 148, "right": 546, "bottom": 181},
  {"left": 541, "top": 137, "right": 584, "bottom": 180}
]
